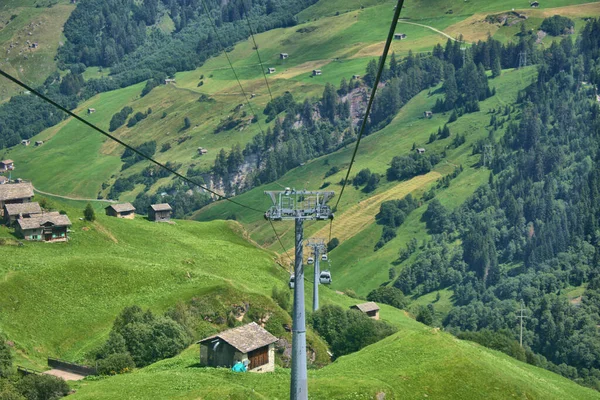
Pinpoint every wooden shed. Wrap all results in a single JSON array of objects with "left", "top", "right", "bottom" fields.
[
  {"left": 87, "top": 108, "right": 96, "bottom": 114},
  {"left": 267, "top": 67, "right": 276, "bottom": 74},
  {"left": 105, "top": 203, "right": 136, "bottom": 219},
  {"left": 394, "top": 33, "right": 407, "bottom": 40},
  {"left": 15, "top": 212, "right": 71, "bottom": 242},
  {"left": 148, "top": 203, "right": 172, "bottom": 222},
  {"left": 0, "top": 160, "right": 14, "bottom": 171},
  {"left": 350, "top": 302, "right": 380, "bottom": 320},
  {"left": 280, "top": 53, "right": 289, "bottom": 60},
  {"left": 198, "top": 322, "right": 278, "bottom": 373},
  {"left": 423, "top": 111, "right": 433, "bottom": 118},
  {"left": 21, "top": 139, "right": 30, "bottom": 146},
  {"left": 530, "top": 1, "right": 539, "bottom": 7},
  {"left": 416, "top": 148, "right": 426, "bottom": 154},
  {"left": 3, "top": 202, "right": 42, "bottom": 225},
  {"left": 35, "top": 141, "right": 43, "bottom": 147},
  {"left": 312, "top": 69, "right": 322, "bottom": 76},
  {"left": 0, "top": 183, "right": 34, "bottom": 217}
]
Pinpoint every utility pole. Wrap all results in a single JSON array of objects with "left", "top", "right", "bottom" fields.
[
  {"left": 306, "top": 238, "right": 327, "bottom": 312},
  {"left": 265, "top": 189, "right": 334, "bottom": 400},
  {"left": 517, "top": 301, "right": 527, "bottom": 348}
]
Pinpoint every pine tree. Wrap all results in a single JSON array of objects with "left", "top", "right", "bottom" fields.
[
  {"left": 492, "top": 56, "right": 502, "bottom": 78},
  {"left": 389, "top": 52, "right": 399, "bottom": 77},
  {"left": 84, "top": 203, "right": 96, "bottom": 222}
]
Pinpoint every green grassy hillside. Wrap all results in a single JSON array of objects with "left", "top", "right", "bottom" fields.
[
  {"left": 69, "top": 312, "right": 600, "bottom": 399},
  {"left": 0, "top": 196, "right": 288, "bottom": 368},
  {"left": 0, "top": 0, "right": 75, "bottom": 102}
]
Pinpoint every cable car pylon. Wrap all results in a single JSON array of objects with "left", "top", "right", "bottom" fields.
[
  {"left": 264, "top": 188, "right": 334, "bottom": 400},
  {"left": 306, "top": 238, "right": 328, "bottom": 312}
]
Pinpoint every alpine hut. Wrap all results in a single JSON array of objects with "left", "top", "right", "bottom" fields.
[
  {"left": 3, "top": 202, "right": 42, "bottom": 225},
  {"left": 198, "top": 322, "right": 278, "bottom": 373},
  {"left": 105, "top": 203, "right": 136, "bottom": 219},
  {"left": 15, "top": 212, "right": 71, "bottom": 242},
  {"left": 350, "top": 302, "right": 380, "bottom": 320},
  {"left": 148, "top": 203, "right": 172, "bottom": 222},
  {"left": 0, "top": 183, "right": 34, "bottom": 217}
]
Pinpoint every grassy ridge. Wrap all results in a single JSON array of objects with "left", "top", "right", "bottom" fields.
[{"left": 68, "top": 312, "right": 600, "bottom": 399}]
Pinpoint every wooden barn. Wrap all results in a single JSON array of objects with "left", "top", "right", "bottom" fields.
[
  {"left": 3, "top": 202, "right": 42, "bottom": 225},
  {"left": 198, "top": 322, "right": 278, "bottom": 373},
  {"left": 87, "top": 108, "right": 95, "bottom": 114},
  {"left": 148, "top": 203, "right": 172, "bottom": 222},
  {"left": 394, "top": 33, "right": 407, "bottom": 40},
  {"left": 280, "top": 53, "right": 289, "bottom": 60},
  {"left": 105, "top": 203, "right": 136, "bottom": 219},
  {"left": 15, "top": 212, "right": 72, "bottom": 242},
  {"left": 21, "top": 139, "right": 30, "bottom": 146},
  {"left": 35, "top": 141, "right": 43, "bottom": 147},
  {"left": 423, "top": 111, "right": 433, "bottom": 118},
  {"left": 267, "top": 67, "right": 276, "bottom": 74},
  {"left": 0, "top": 160, "right": 14, "bottom": 171},
  {"left": 0, "top": 183, "right": 34, "bottom": 217},
  {"left": 312, "top": 69, "right": 322, "bottom": 76},
  {"left": 416, "top": 148, "right": 426, "bottom": 154},
  {"left": 351, "top": 302, "right": 380, "bottom": 320}
]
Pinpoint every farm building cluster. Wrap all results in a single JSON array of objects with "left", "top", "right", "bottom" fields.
[
  {"left": 103, "top": 202, "right": 173, "bottom": 222},
  {"left": 0, "top": 182, "right": 72, "bottom": 243}
]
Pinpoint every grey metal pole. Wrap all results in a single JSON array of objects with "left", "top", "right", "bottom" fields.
[
  {"left": 313, "top": 247, "right": 320, "bottom": 312},
  {"left": 291, "top": 218, "right": 307, "bottom": 400}
]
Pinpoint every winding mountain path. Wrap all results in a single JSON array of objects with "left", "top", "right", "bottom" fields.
[
  {"left": 398, "top": 19, "right": 471, "bottom": 44},
  {"left": 33, "top": 187, "right": 116, "bottom": 203}
]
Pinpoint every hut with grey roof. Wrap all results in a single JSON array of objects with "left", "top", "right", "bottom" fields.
[
  {"left": 198, "top": 322, "right": 278, "bottom": 372},
  {"left": 15, "top": 212, "right": 71, "bottom": 242},
  {"left": 350, "top": 302, "right": 380, "bottom": 320},
  {"left": 0, "top": 159, "right": 14, "bottom": 171},
  {"left": 105, "top": 203, "right": 136, "bottom": 219},
  {"left": 0, "top": 183, "right": 34, "bottom": 217},
  {"left": 3, "top": 202, "right": 42, "bottom": 225},
  {"left": 148, "top": 203, "right": 172, "bottom": 222}
]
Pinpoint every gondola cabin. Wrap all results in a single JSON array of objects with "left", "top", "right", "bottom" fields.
[
  {"left": 319, "top": 270, "right": 332, "bottom": 284},
  {"left": 321, "top": 254, "right": 328, "bottom": 261},
  {"left": 307, "top": 257, "right": 314, "bottom": 264}
]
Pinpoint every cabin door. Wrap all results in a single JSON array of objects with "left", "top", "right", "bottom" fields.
[{"left": 248, "top": 346, "right": 268, "bottom": 370}]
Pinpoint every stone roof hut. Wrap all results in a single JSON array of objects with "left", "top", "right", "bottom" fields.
[
  {"left": 15, "top": 212, "right": 71, "bottom": 242},
  {"left": 148, "top": 203, "right": 172, "bottom": 222},
  {"left": 0, "top": 183, "right": 34, "bottom": 217},
  {"left": 198, "top": 322, "right": 278, "bottom": 372},
  {"left": 3, "top": 202, "right": 42, "bottom": 225},
  {"left": 350, "top": 302, "right": 380, "bottom": 320},
  {"left": 105, "top": 203, "right": 136, "bottom": 219}
]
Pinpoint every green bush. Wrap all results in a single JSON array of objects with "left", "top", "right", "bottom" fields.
[
  {"left": 16, "top": 374, "right": 69, "bottom": 400},
  {"left": 272, "top": 286, "right": 291, "bottom": 311},
  {"left": 0, "top": 334, "right": 12, "bottom": 378},
  {"left": 366, "top": 287, "right": 408, "bottom": 310},
  {"left": 97, "top": 353, "right": 135, "bottom": 375}
]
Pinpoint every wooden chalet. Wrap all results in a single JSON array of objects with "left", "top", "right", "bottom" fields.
[
  {"left": 350, "top": 302, "right": 380, "bottom": 320},
  {"left": 0, "top": 183, "right": 34, "bottom": 217},
  {"left": 198, "top": 322, "right": 278, "bottom": 373},
  {"left": 0, "top": 160, "right": 14, "bottom": 171},
  {"left": 267, "top": 67, "right": 276, "bottom": 74},
  {"left": 105, "top": 203, "right": 136, "bottom": 219},
  {"left": 15, "top": 212, "right": 71, "bottom": 242},
  {"left": 312, "top": 69, "right": 322, "bottom": 76},
  {"left": 423, "top": 111, "right": 433, "bottom": 118},
  {"left": 148, "top": 203, "right": 172, "bottom": 222},
  {"left": 394, "top": 33, "right": 407, "bottom": 40},
  {"left": 197, "top": 147, "right": 208, "bottom": 155},
  {"left": 4, "top": 202, "right": 42, "bottom": 225},
  {"left": 280, "top": 53, "right": 289, "bottom": 60}
]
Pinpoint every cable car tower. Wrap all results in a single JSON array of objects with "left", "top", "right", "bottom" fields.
[
  {"left": 264, "top": 188, "right": 334, "bottom": 400},
  {"left": 306, "top": 238, "right": 328, "bottom": 312}
]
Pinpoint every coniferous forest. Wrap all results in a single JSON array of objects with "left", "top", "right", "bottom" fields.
[{"left": 394, "top": 19, "right": 600, "bottom": 389}]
